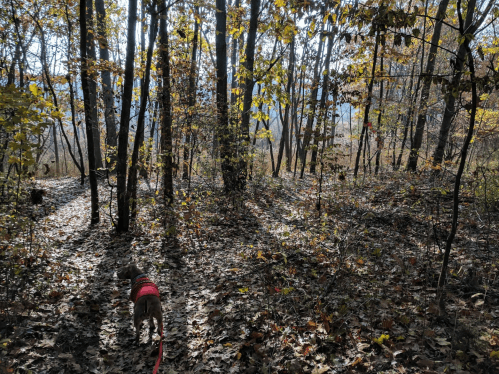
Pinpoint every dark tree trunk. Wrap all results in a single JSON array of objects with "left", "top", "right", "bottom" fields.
[
  {"left": 127, "top": 4, "right": 158, "bottom": 222},
  {"left": 95, "top": 0, "right": 118, "bottom": 166},
  {"left": 374, "top": 52, "right": 384, "bottom": 175},
  {"left": 437, "top": 0, "right": 479, "bottom": 305},
  {"left": 262, "top": 117, "right": 275, "bottom": 175},
  {"left": 299, "top": 18, "right": 325, "bottom": 179},
  {"left": 7, "top": 43, "right": 20, "bottom": 86},
  {"left": 396, "top": 63, "right": 416, "bottom": 169},
  {"left": 293, "top": 45, "right": 308, "bottom": 171},
  {"left": 273, "top": 35, "right": 295, "bottom": 177},
  {"left": 230, "top": 0, "right": 240, "bottom": 107},
  {"left": 238, "top": 0, "right": 261, "bottom": 188},
  {"left": 85, "top": 0, "right": 103, "bottom": 170},
  {"left": 407, "top": 0, "right": 450, "bottom": 171},
  {"left": 51, "top": 121, "right": 60, "bottom": 175},
  {"left": 116, "top": 0, "right": 137, "bottom": 232},
  {"left": 182, "top": 6, "right": 200, "bottom": 181},
  {"left": 432, "top": 0, "right": 492, "bottom": 170},
  {"left": 310, "top": 22, "right": 333, "bottom": 175},
  {"left": 216, "top": 0, "right": 238, "bottom": 191},
  {"left": 353, "top": 29, "right": 379, "bottom": 178},
  {"left": 159, "top": 3, "right": 173, "bottom": 209},
  {"left": 80, "top": 0, "right": 99, "bottom": 224}
]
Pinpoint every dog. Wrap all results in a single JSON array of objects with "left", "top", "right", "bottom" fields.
[{"left": 117, "top": 263, "right": 163, "bottom": 344}]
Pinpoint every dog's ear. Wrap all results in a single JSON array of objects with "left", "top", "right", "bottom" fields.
[{"left": 116, "top": 265, "right": 129, "bottom": 279}]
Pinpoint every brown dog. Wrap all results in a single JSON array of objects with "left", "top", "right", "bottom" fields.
[{"left": 117, "top": 263, "right": 163, "bottom": 343}]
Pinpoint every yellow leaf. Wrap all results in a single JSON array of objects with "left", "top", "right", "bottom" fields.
[
  {"left": 257, "top": 251, "right": 267, "bottom": 261},
  {"left": 310, "top": 20, "right": 316, "bottom": 33},
  {"left": 373, "top": 334, "right": 390, "bottom": 345},
  {"left": 29, "top": 83, "right": 41, "bottom": 97},
  {"left": 239, "top": 287, "right": 249, "bottom": 293}
]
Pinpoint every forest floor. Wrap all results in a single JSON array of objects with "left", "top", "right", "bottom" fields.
[{"left": 2, "top": 171, "right": 499, "bottom": 374}]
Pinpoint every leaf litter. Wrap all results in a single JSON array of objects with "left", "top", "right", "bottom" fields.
[{"left": 1, "top": 172, "right": 499, "bottom": 373}]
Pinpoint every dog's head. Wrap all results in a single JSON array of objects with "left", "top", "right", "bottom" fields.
[{"left": 117, "top": 263, "right": 136, "bottom": 279}]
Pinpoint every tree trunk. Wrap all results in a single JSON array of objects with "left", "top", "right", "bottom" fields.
[
  {"left": 407, "top": 0, "right": 449, "bottom": 171},
  {"left": 396, "top": 63, "right": 416, "bottom": 169},
  {"left": 353, "top": 29, "right": 379, "bottom": 178},
  {"left": 51, "top": 121, "right": 60, "bottom": 175},
  {"left": 299, "top": 17, "right": 325, "bottom": 179},
  {"left": 437, "top": 1, "right": 478, "bottom": 304},
  {"left": 159, "top": 2, "right": 173, "bottom": 209},
  {"left": 116, "top": 0, "right": 137, "bottom": 232},
  {"left": 36, "top": 21, "right": 84, "bottom": 179},
  {"left": 127, "top": 4, "right": 158, "bottom": 222},
  {"left": 80, "top": 0, "right": 99, "bottom": 224},
  {"left": 273, "top": 35, "right": 295, "bottom": 177},
  {"left": 85, "top": 0, "right": 103, "bottom": 170},
  {"left": 432, "top": 0, "right": 493, "bottom": 169},
  {"left": 182, "top": 6, "right": 200, "bottom": 180},
  {"left": 374, "top": 51, "right": 384, "bottom": 175},
  {"left": 7, "top": 43, "right": 20, "bottom": 86},
  {"left": 238, "top": 0, "right": 261, "bottom": 188},
  {"left": 310, "top": 21, "right": 334, "bottom": 175},
  {"left": 216, "top": 0, "right": 238, "bottom": 192},
  {"left": 95, "top": 0, "right": 118, "bottom": 166},
  {"left": 65, "top": 3, "right": 86, "bottom": 185},
  {"left": 262, "top": 117, "right": 275, "bottom": 174},
  {"left": 230, "top": 0, "right": 240, "bottom": 107}
]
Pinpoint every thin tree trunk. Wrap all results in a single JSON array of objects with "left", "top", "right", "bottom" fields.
[
  {"left": 273, "top": 35, "right": 295, "bottom": 177},
  {"left": 80, "top": 0, "right": 99, "bottom": 224},
  {"left": 354, "top": 28, "right": 379, "bottom": 178},
  {"left": 51, "top": 121, "right": 60, "bottom": 175},
  {"left": 310, "top": 20, "right": 334, "bottom": 174},
  {"left": 65, "top": 3, "right": 85, "bottom": 185},
  {"left": 437, "top": 1, "right": 478, "bottom": 304},
  {"left": 300, "top": 16, "right": 325, "bottom": 179},
  {"left": 230, "top": 0, "right": 240, "bottom": 107},
  {"left": 396, "top": 63, "right": 417, "bottom": 169},
  {"left": 7, "top": 43, "right": 20, "bottom": 86},
  {"left": 159, "top": 3, "right": 173, "bottom": 209},
  {"left": 127, "top": 4, "right": 158, "bottom": 222},
  {"left": 262, "top": 118, "right": 275, "bottom": 174},
  {"left": 432, "top": 0, "right": 492, "bottom": 170},
  {"left": 239, "top": 0, "right": 261, "bottom": 188},
  {"left": 85, "top": 0, "right": 104, "bottom": 170},
  {"left": 406, "top": 0, "right": 449, "bottom": 171},
  {"left": 216, "top": 0, "right": 237, "bottom": 192},
  {"left": 37, "top": 23, "right": 84, "bottom": 178},
  {"left": 182, "top": 6, "right": 200, "bottom": 180},
  {"left": 146, "top": 97, "right": 159, "bottom": 172},
  {"left": 116, "top": 0, "right": 138, "bottom": 232},
  {"left": 374, "top": 51, "right": 384, "bottom": 175},
  {"left": 95, "top": 0, "right": 118, "bottom": 166},
  {"left": 249, "top": 85, "right": 263, "bottom": 179}
]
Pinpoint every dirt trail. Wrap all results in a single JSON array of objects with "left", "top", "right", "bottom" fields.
[{"left": 3, "top": 175, "right": 499, "bottom": 373}]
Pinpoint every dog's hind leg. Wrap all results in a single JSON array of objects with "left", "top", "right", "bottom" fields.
[
  {"left": 134, "top": 313, "right": 142, "bottom": 344},
  {"left": 149, "top": 316, "right": 156, "bottom": 337}
]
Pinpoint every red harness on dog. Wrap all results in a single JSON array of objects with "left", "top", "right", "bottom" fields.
[
  {"left": 130, "top": 276, "right": 160, "bottom": 303},
  {"left": 130, "top": 275, "right": 163, "bottom": 374}
]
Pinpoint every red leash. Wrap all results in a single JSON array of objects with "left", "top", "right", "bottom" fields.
[{"left": 152, "top": 325, "right": 163, "bottom": 374}]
